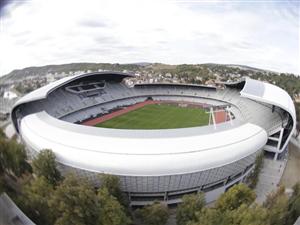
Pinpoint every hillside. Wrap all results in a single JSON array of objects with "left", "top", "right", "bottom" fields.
[
  {"left": 1, "top": 62, "right": 295, "bottom": 81},
  {"left": 0, "top": 63, "right": 141, "bottom": 82},
  {"left": 1, "top": 62, "right": 299, "bottom": 99}
]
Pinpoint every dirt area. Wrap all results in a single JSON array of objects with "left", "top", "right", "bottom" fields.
[{"left": 280, "top": 143, "right": 300, "bottom": 188}]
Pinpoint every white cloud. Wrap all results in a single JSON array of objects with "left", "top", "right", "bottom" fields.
[{"left": 0, "top": 0, "right": 299, "bottom": 75}]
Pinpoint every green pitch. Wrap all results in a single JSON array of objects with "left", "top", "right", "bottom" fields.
[{"left": 96, "top": 104, "right": 209, "bottom": 129}]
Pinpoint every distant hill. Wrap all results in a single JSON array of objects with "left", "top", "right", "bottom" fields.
[
  {"left": 0, "top": 63, "right": 142, "bottom": 82},
  {"left": 130, "top": 62, "right": 152, "bottom": 66},
  {"left": 224, "top": 64, "right": 280, "bottom": 74},
  {"left": 1, "top": 62, "right": 298, "bottom": 90}
]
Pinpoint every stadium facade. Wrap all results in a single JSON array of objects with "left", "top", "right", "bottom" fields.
[{"left": 11, "top": 72, "right": 296, "bottom": 205}]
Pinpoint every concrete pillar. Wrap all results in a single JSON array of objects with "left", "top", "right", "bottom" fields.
[{"left": 274, "top": 152, "right": 278, "bottom": 160}]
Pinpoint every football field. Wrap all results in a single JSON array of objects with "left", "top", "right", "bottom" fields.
[{"left": 95, "top": 104, "right": 209, "bottom": 129}]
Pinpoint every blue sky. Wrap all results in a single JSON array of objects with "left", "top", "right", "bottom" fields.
[{"left": 0, "top": 0, "right": 299, "bottom": 76}]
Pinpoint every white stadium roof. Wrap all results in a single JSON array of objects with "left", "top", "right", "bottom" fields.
[
  {"left": 241, "top": 78, "right": 296, "bottom": 151},
  {"left": 13, "top": 71, "right": 132, "bottom": 107},
  {"left": 14, "top": 75, "right": 74, "bottom": 106},
  {"left": 20, "top": 111, "right": 267, "bottom": 176},
  {"left": 241, "top": 78, "right": 295, "bottom": 121}
]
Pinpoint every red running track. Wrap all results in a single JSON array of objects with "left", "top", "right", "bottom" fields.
[{"left": 214, "top": 110, "right": 228, "bottom": 124}]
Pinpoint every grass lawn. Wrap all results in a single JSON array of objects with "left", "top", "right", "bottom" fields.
[{"left": 95, "top": 104, "right": 209, "bottom": 129}]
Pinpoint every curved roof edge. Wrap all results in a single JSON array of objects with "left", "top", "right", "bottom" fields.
[
  {"left": 12, "top": 71, "right": 133, "bottom": 110},
  {"left": 19, "top": 112, "right": 268, "bottom": 175},
  {"left": 218, "top": 77, "right": 246, "bottom": 86},
  {"left": 240, "top": 77, "right": 296, "bottom": 151},
  {"left": 134, "top": 82, "right": 217, "bottom": 90}
]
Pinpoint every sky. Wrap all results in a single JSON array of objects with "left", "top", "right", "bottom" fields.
[{"left": 0, "top": 0, "right": 299, "bottom": 76}]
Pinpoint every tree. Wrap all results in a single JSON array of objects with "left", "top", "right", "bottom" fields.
[
  {"left": 176, "top": 192, "right": 205, "bottom": 225},
  {"left": 263, "top": 186, "right": 289, "bottom": 225},
  {"left": 268, "top": 194, "right": 289, "bottom": 225},
  {"left": 248, "top": 152, "right": 264, "bottom": 188},
  {"left": 287, "top": 196, "right": 300, "bottom": 225},
  {"left": 0, "top": 138, "right": 30, "bottom": 176},
  {"left": 0, "top": 176, "right": 5, "bottom": 194},
  {"left": 188, "top": 208, "right": 226, "bottom": 225},
  {"left": 48, "top": 174, "right": 98, "bottom": 225},
  {"left": 264, "top": 186, "right": 286, "bottom": 208},
  {"left": 8, "top": 140, "right": 31, "bottom": 176},
  {"left": 96, "top": 187, "right": 131, "bottom": 225},
  {"left": 215, "top": 183, "right": 256, "bottom": 211},
  {"left": 0, "top": 138, "right": 10, "bottom": 175},
  {"left": 32, "top": 149, "right": 61, "bottom": 185},
  {"left": 189, "top": 203, "right": 269, "bottom": 225},
  {"left": 0, "top": 128, "right": 5, "bottom": 139},
  {"left": 100, "top": 174, "right": 129, "bottom": 207},
  {"left": 135, "top": 201, "right": 169, "bottom": 225},
  {"left": 228, "top": 203, "right": 269, "bottom": 225},
  {"left": 286, "top": 183, "right": 300, "bottom": 225},
  {"left": 20, "top": 176, "right": 55, "bottom": 225}
]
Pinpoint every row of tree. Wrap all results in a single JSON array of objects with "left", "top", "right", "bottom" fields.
[
  {"left": 130, "top": 182, "right": 300, "bottom": 225},
  {"left": 174, "top": 183, "right": 300, "bottom": 225},
  {"left": 0, "top": 130, "right": 131, "bottom": 225},
  {"left": 17, "top": 150, "right": 131, "bottom": 225},
  {"left": 19, "top": 173, "right": 130, "bottom": 225},
  {"left": 0, "top": 129, "right": 31, "bottom": 194}
]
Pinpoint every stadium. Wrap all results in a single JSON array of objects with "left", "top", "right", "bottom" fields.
[{"left": 11, "top": 72, "right": 296, "bottom": 206}]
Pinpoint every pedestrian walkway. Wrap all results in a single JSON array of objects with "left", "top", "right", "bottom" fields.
[
  {"left": 255, "top": 157, "right": 287, "bottom": 203},
  {"left": 291, "top": 136, "right": 300, "bottom": 150}
]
